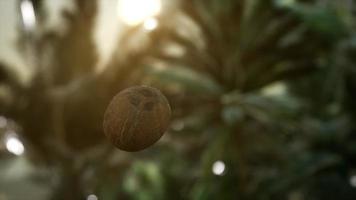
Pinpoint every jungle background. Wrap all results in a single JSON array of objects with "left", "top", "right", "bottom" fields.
[{"left": 0, "top": 0, "right": 356, "bottom": 199}]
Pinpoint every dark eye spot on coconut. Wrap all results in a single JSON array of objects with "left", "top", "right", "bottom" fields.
[
  {"left": 139, "top": 88, "right": 156, "bottom": 97},
  {"left": 144, "top": 101, "right": 155, "bottom": 111},
  {"left": 129, "top": 95, "right": 141, "bottom": 106}
]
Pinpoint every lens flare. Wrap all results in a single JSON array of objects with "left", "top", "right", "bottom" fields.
[
  {"left": 5, "top": 135, "right": 25, "bottom": 156},
  {"left": 212, "top": 160, "right": 226, "bottom": 176},
  {"left": 87, "top": 194, "right": 98, "bottom": 200}
]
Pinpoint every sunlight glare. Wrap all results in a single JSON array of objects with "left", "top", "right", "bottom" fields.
[
  {"left": 20, "top": 0, "right": 36, "bottom": 30},
  {"left": 143, "top": 18, "right": 158, "bottom": 31},
  {"left": 118, "top": 0, "right": 161, "bottom": 25}
]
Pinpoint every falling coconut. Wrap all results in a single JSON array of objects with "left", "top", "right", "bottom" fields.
[{"left": 103, "top": 86, "right": 171, "bottom": 151}]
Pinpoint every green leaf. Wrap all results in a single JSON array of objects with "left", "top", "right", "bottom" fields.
[
  {"left": 285, "top": 3, "right": 349, "bottom": 40},
  {"left": 145, "top": 65, "right": 223, "bottom": 95},
  {"left": 221, "top": 105, "right": 244, "bottom": 126}
]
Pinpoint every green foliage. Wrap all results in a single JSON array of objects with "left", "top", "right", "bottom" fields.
[{"left": 125, "top": 0, "right": 356, "bottom": 199}]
